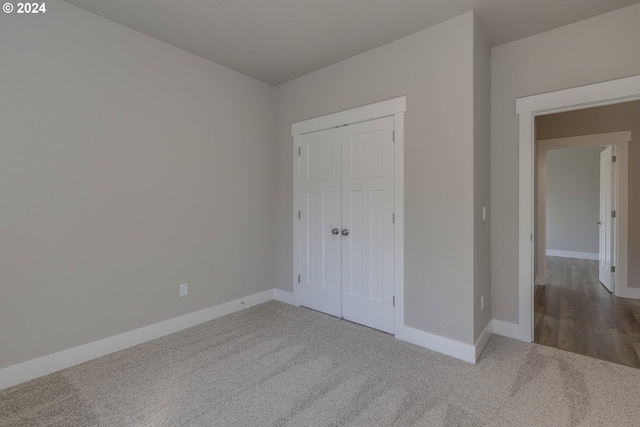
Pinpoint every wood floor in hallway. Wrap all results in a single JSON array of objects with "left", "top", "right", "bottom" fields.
[{"left": 535, "top": 256, "right": 640, "bottom": 368}]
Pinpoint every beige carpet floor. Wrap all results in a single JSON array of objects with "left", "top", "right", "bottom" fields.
[{"left": 1, "top": 300, "right": 640, "bottom": 426}]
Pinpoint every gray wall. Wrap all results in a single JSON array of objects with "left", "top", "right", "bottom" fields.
[
  {"left": 0, "top": 1, "right": 276, "bottom": 369},
  {"left": 5, "top": 0, "right": 637, "bottom": 370},
  {"left": 275, "top": 13, "right": 487, "bottom": 345},
  {"left": 537, "top": 101, "right": 640, "bottom": 287},
  {"left": 472, "top": 15, "right": 492, "bottom": 341},
  {"left": 544, "top": 147, "right": 603, "bottom": 255},
  {"left": 491, "top": 3, "right": 640, "bottom": 324}
]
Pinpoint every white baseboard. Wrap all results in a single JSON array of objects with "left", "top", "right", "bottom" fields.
[
  {"left": 474, "top": 321, "right": 493, "bottom": 362},
  {"left": 0, "top": 288, "right": 532, "bottom": 390},
  {"left": 491, "top": 319, "right": 520, "bottom": 340},
  {"left": 402, "top": 326, "right": 476, "bottom": 364},
  {"left": 546, "top": 249, "right": 598, "bottom": 261},
  {"left": 0, "top": 289, "right": 274, "bottom": 391},
  {"left": 274, "top": 289, "right": 295, "bottom": 305},
  {"left": 617, "top": 286, "right": 640, "bottom": 300}
]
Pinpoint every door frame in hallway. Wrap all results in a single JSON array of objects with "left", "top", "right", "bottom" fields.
[
  {"left": 535, "top": 132, "right": 629, "bottom": 294},
  {"left": 291, "top": 96, "right": 406, "bottom": 339},
  {"left": 517, "top": 75, "right": 640, "bottom": 343}
]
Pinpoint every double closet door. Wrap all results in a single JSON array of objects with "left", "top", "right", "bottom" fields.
[{"left": 298, "top": 116, "right": 395, "bottom": 334}]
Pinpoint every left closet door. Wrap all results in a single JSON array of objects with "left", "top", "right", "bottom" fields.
[{"left": 299, "top": 127, "right": 343, "bottom": 316}]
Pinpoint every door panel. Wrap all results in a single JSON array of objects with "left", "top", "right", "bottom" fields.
[
  {"left": 300, "top": 128, "right": 342, "bottom": 316},
  {"left": 599, "top": 146, "right": 614, "bottom": 292},
  {"left": 350, "top": 131, "right": 384, "bottom": 178},
  {"left": 306, "top": 191, "right": 334, "bottom": 287},
  {"left": 347, "top": 190, "right": 363, "bottom": 297},
  {"left": 369, "top": 190, "right": 384, "bottom": 302},
  {"left": 298, "top": 116, "right": 395, "bottom": 333},
  {"left": 341, "top": 116, "right": 395, "bottom": 333}
]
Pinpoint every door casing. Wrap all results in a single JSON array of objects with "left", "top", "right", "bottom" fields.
[
  {"left": 292, "top": 96, "right": 406, "bottom": 339},
  {"left": 535, "top": 132, "right": 629, "bottom": 294},
  {"left": 517, "top": 75, "right": 640, "bottom": 343}
]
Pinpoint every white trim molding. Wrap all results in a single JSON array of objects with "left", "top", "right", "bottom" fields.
[
  {"left": 291, "top": 96, "right": 406, "bottom": 340},
  {"left": 0, "top": 290, "right": 274, "bottom": 391},
  {"left": 618, "top": 285, "right": 640, "bottom": 299},
  {"left": 393, "top": 111, "right": 406, "bottom": 340},
  {"left": 403, "top": 327, "right": 477, "bottom": 364},
  {"left": 274, "top": 289, "right": 295, "bottom": 305},
  {"left": 516, "top": 75, "right": 640, "bottom": 115},
  {"left": 517, "top": 75, "right": 640, "bottom": 342},
  {"left": 474, "top": 322, "right": 493, "bottom": 362},
  {"left": 291, "top": 96, "right": 406, "bottom": 135},
  {"left": 1, "top": 284, "right": 503, "bottom": 391},
  {"left": 538, "top": 131, "right": 631, "bottom": 151},
  {"left": 491, "top": 319, "right": 520, "bottom": 340},
  {"left": 402, "top": 321, "right": 493, "bottom": 364},
  {"left": 545, "top": 250, "right": 599, "bottom": 261}
]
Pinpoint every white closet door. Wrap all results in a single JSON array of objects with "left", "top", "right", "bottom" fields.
[
  {"left": 341, "top": 116, "right": 395, "bottom": 333},
  {"left": 299, "top": 128, "right": 342, "bottom": 316},
  {"left": 599, "top": 146, "right": 614, "bottom": 292}
]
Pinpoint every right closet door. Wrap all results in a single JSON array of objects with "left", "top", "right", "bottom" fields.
[{"left": 299, "top": 115, "right": 395, "bottom": 334}]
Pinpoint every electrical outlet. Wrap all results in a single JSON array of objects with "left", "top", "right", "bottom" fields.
[
  {"left": 480, "top": 295, "right": 485, "bottom": 312},
  {"left": 180, "top": 283, "right": 188, "bottom": 297}
]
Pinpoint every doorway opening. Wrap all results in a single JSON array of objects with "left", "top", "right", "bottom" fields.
[
  {"left": 533, "top": 119, "right": 640, "bottom": 367},
  {"left": 516, "top": 75, "right": 640, "bottom": 344},
  {"left": 535, "top": 131, "right": 628, "bottom": 294}
]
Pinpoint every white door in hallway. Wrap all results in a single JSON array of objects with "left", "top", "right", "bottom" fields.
[
  {"left": 299, "top": 116, "right": 395, "bottom": 333},
  {"left": 599, "top": 146, "right": 614, "bottom": 293}
]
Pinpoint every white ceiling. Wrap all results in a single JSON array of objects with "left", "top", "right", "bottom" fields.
[{"left": 61, "top": 0, "right": 640, "bottom": 86}]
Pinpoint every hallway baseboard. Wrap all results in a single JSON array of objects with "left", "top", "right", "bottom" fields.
[{"left": 545, "top": 250, "right": 598, "bottom": 260}]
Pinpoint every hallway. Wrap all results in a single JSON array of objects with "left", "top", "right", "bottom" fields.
[{"left": 535, "top": 256, "right": 640, "bottom": 368}]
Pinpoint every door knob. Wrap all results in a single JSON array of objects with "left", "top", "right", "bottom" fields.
[
  {"left": 341, "top": 229, "right": 349, "bottom": 236},
  {"left": 332, "top": 228, "right": 340, "bottom": 235},
  {"left": 595, "top": 221, "right": 602, "bottom": 225}
]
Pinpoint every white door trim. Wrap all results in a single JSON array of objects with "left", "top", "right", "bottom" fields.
[
  {"left": 291, "top": 97, "right": 407, "bottom": 135},
  {"left": 516, "top": 75, "right": 640, "bottom": 342},
  {"left": 536, "top": 131, "right": 630, "bottom": 291},
  {"left": 292, "top": 96, "right": 406, "bottom": 339}
]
